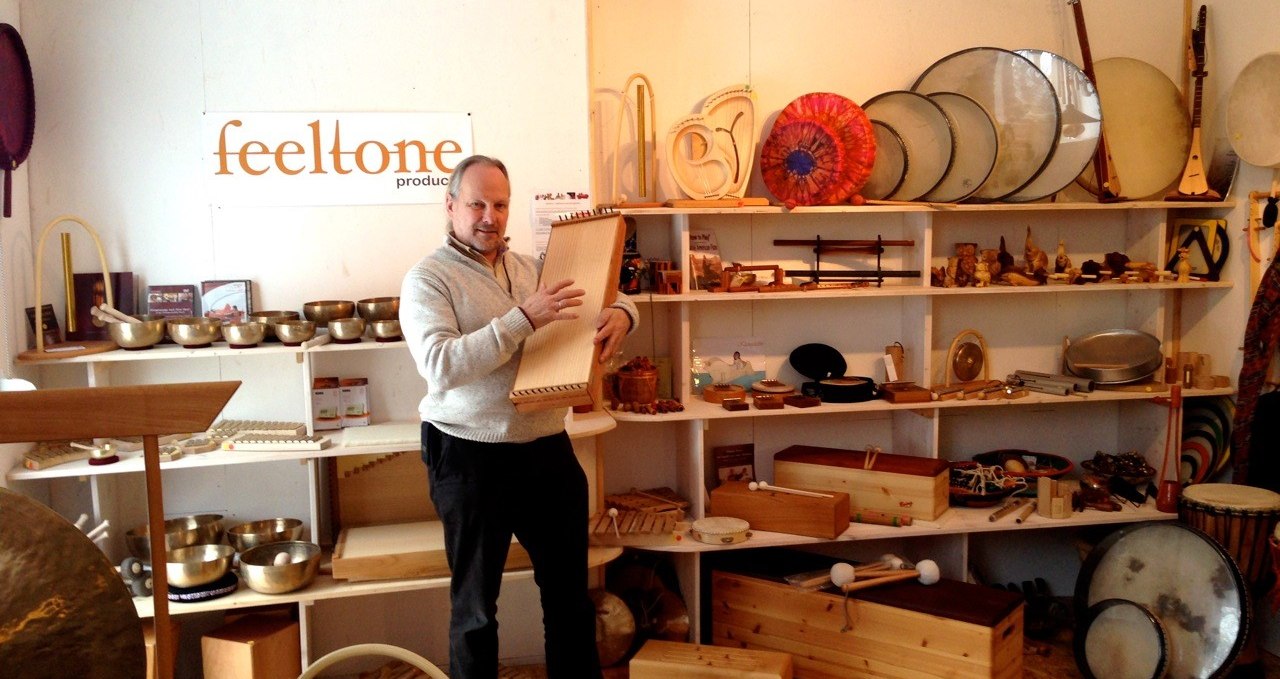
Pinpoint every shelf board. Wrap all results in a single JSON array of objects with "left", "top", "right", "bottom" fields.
[
  {"left": 6, "top": 411, "right": 616, "bottom": 481},
  {"left": 642, "top": 499, "right": 1176, "bottom": 553},
  {"left": 637, "top": 280, "right": 1230, "bottom": 303},
  {"left": 620, "top": 199, "right": 1235, "bottom": 218},
  {"left": 15, "top": 334, "right": 405, "bottom": 365},
  {"left": 609, "top": 386, "right": 1234, "bottom": 423}
]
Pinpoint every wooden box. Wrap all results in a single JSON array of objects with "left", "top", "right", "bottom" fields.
[
  {"left": 711, "top": 570, "right": 1022, "bottom": 678},
  {"left": 774, "top": 445, "right": 949, "bottom": 521},
  {"left": 201, "top": 614, "right": 301, "bottom": 679},
  {"left": 710, "top": 480, "right": 850, "bottom": 539},
  {"left": 332, "top": 520, "right": 531, "bottom": 581},
  {"left": 631, "top": 639, "right": 792, "bottom": 679}
]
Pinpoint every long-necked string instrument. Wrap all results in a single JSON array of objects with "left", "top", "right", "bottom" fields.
[
  {"left": 1069, "top": 0, "right": 1122, "bottom": 201},
  {"left": 1170, "top": 5, "right": 1219, "bottom": 201}
]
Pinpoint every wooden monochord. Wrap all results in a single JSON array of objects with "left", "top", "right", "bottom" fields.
[{"left": 510, "top": 210, "right": 625, "bottom": 412}]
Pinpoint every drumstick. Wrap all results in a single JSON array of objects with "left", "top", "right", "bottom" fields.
[
  {"left": 89, "top": 306, "right": 125, "bottom": 324},
  {"left": 841, "top": 559, "right": 941, "bottom": 594},
  {"left": 607, "top": 507, "right": 620, "bottom": 538},
  {"left": 988, "top": 498, "right": 1029, "bottom": 522},
  {"left": 748, "top": 481, "right": 833, "bottom": 499},
  {"left": 98, "top": 303, "right": 140, "bottom": 323},
  {"left": 1015, "top": 500, "right": 1038, "bottom": 523}
]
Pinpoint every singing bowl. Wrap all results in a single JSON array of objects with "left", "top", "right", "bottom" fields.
[
  {"left": 165, "top": 543, "right": 234, "bottom": 588},
  {"left": 238, "top": 541, "right": 321, "bottom": 594},
  {"left": 356, "top": 296, "right": 400, "bottom": 322},
  {"left": 303, "top": 299, "right": 355, "bottom": 324},
  {"left": 370, "top": 319, "right": 402, "bottom": 340},
  {"left": 222, "top": 321, "right": 266, "bottom": 348},
  {"left": 274, "top": 319, "right": 316, "bottom": 346},
  {"left": 125, "top": 513, "right": 225, "bottom": 561},
  {"left": 107, "top": 314, "right": 167, "bottom": 350},
  {"left": 248, "top": 310, "right": 299, "bottom": 339},
  {"left": 166, "top": 316, "right": 222, "bottom": 348},
  {"left": 328, "top": 317, "right": 366, "bottom": 341},
  {"left": 226, "top": 518, "right": 304, "bottom": 552}
]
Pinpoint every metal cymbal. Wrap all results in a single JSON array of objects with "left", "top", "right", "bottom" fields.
[
  {"left": 590, "top": 588, "right": 635, "bottom": 667},
  {"left": 0, "top": 488, "right": 145, "bottom": 678}
]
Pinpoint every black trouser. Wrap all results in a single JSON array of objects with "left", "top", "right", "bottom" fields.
[{"left": 422, "top": 422, "right": 601, "bottom": 679}]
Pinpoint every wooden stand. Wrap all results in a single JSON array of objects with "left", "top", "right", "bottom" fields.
[
  {"left": 0, "top": 381, "right": 241, "bottom": 679},
  {"left": 19, "top": 215, "right": 121, "bottom": 362}
]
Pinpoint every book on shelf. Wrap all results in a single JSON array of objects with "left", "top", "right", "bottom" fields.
[
  {"left": 24, "top": 303, "right": 62, "bottom": 348},
  {"left": 688, "top": 227, "right": 723, "bottom": 291},
  {"left": 65, "top": 272, "right": 135, "bottom": 341},
  {"left": 713, "top": 443, "right": 756, "bottom": 485},
  {"left": 146, "top": 284, "right": 198, "bottom": 319},
  {"left": 200, "top": 279, "right": 252, "bottom": 324}
]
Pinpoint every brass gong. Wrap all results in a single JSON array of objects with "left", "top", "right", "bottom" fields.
[
  {"left": 0, "top": 487, "right": 146, "bottom": 678},
  {"left": 591, "top": 588, "right": 636, "bottom": 667},
  {"left": 946, "top": 328, "right": 990, "bottom": 385}
]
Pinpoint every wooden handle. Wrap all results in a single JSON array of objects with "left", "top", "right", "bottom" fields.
[{"left": 840, "top": 569, "right": 919, "bottom": 593}]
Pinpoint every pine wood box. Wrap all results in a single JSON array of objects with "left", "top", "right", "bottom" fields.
[
  {"left": 711, "top": 570, "right": 1023, "bottom": 679},
  {"left": 201, "top": 614, "right": 301, "bottom": 679},
  {"left": 331, "top": 520, "right": 530, "bottom": 581},
  {"left": 630, "top": 639, "right": 793, "bottom": 678},
  {"left": 710, "top": 480, "right": 850, "bottom": 539},
  {"left": 773, "top": 445, "right": 950, "bottom": 521}
]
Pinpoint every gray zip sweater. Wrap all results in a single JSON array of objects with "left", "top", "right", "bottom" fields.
[{"left": 401, "top": 236, "right": 637, "bottom": 443}]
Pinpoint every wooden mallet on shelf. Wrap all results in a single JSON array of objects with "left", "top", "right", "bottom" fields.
[
  {"left": 747, "top": 480, "right": 833, "bottom": 498},
  {"left": 835, "top": 559, "right": 941, "bottom": 594}
]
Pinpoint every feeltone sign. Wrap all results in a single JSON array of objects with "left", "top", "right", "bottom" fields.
[{"left": 204, "top": 112, "right": 473, "bottom": 207}]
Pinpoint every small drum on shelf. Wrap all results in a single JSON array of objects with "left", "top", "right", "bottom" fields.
[
  {"left": 1074, "top": 598, "right": 1171, "bottom": 679},
  {"left": 1179, "top": 483, "right": 1280, "bottom": 587}
]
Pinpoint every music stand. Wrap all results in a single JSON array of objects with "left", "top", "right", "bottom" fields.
[{"left": 0, "top": 381, "right": 240, "bottom": 679}]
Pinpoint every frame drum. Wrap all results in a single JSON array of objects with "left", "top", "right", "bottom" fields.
[
  {"left": 1075, "top": 599, "right": 1171, "bottom": 679},
  {"left": 924, "top": 92, "right": 997, "bottom": 203},
  {"left": 912, "top": 47, "right": 1059, "bottom": 202},
  {"left": 1006, "top": 49, "right": 1101, "bottom": 202},
  {"left": 862, "top": 120, "right": 907, "bottom": 200},
  {"left": 1226, "top": 52, "right": 1280, "bottom": 168},
  {"left": 863, "top": 91, "right": 953, "bottom": 202},
  {"left": 1179, "top": 482, "right": 1280, "bottom": 587},
  {"left": 1076, "top": 522, "right": 1247, "bottom": 678},
  {"left": 1076, "top": 58, "right": 1190, "bottom": 200}
]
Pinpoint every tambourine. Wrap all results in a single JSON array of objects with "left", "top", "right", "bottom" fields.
[{"left": 690, "top": 516, "right": 751, "bottom": 545}]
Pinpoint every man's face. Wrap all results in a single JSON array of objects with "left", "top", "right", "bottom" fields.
[{"left": 446, "top": 163, "right": 510, "bottom": 263}]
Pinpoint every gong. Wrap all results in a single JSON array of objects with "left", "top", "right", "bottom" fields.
[
  {"left": 0, "top": 487, "right": 146, "bottom": 678},
  {"left": 591, "top": 588, "right": 636, "bottom": 667},
  {"left": 945, "top": 329, "right": 989, "bottom": 384}
]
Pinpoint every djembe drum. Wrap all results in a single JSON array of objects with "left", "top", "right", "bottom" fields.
[{"left": 1179, "top": 483, "right": 1280, "bottom": 670}]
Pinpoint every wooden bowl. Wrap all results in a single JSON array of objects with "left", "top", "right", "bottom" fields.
[
  {"left": 972, "top": 450, "right": 1074, "bottom": 481},
  {"left": 302, "top": 300, "right": 355, "bottom": 324},
  {"left": 107, "top": 314, "right": 167, "bottom": 350}
]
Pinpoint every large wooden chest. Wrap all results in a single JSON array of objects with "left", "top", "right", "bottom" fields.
[
  {"left": 711, "top": 569, "right": 1023, "bottom": 679},
  {"left": 773, "top": 445, "right": 950, "bottom": 521}
]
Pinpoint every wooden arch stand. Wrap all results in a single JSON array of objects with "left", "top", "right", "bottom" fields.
[{"left": 0, "top": 381, "right": 240, "bottom": 679}]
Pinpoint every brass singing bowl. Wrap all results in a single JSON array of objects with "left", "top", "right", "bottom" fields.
[
  {"left": 274, "top": 319, "right": 316, "bottom": 346},
  {"left": 125, "top": 513, "right": 225, "bottom": 561},
  {"left": 107, "top": 314, "right": 167, "bottom": 350},
  {"left": 222, "top": 321, "right": 266, "bottom": 348},
  {"left": 356, "top": 296, "right": 400, "bottom": 321},
  {"left": 370, "top": 319, "right": 402, "bottom": 340},
  {"left": 327, "top": 317, "right": 366, "bottom": 341},
  {"left": 248, "top": 310, "right": 299, "bottom": 339},
  {"left": 226, "top": 518, "right": 304, "bottom": 552},
  {"left": 238, "top": 541, "right": 322, "bottom": 594},
  {"left": 303, "top": 299, "right": 355, "bottom": 324},
  {"left": 166, "top": 543, "right": 234, "bottom": 588},
  {"left": 166, "top": 316, "right": 222, "bottom": 348}
]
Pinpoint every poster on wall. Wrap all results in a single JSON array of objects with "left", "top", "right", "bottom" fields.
[
  {"left": 530, "top": 190, "right": 592, "bottom": 258},
  {"left": 203, "top": 112, "right": 473, "bottom": 207}
]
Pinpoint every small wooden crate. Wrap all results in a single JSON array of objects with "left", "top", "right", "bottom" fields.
[
  {"left": 711, "top": 570, "right": 1022, "bottom": 678},
  {"left": 774, "top": 445, "right": 949, "bottom": 521},
  {"left": 630, "top": 639, "right": 792, "bottom": 679},
  {"left": 710, "top": 481, "right": 850, "bottom": 539},
  {"left": 332, "top": 520, "right": 530, "bottom": 581}
]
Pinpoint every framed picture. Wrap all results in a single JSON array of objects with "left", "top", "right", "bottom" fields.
[
  {"left": 201, "top": 280, "right": 253, "bottom": 323},
  {"left": 713, "top": 443, "right": 756, "bottom": 485},
  {"left": 146, "top": 284, "right": 198, "bottom": 319},
  {"left": 65, "top": 272, "right": 135, "bottom": 341}
]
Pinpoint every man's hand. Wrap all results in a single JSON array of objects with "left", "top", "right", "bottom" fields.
[
  {"left": 520, "top": 279, "right": 585, "bottom": 329},
  {"left": 594, "top": 307, "right": 630, "bottom": 362}
]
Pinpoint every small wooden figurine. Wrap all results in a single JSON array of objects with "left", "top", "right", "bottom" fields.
[
  {"left": 944, "top": 256, "right": 959, "bottom": 288},
  {"left": 1176, "top": 247, "right": 1192, "bottom": 283},
  {"left": 1054, "top": 239, "right": 1071, "bottom": 273},
  {"left": 1025, "top": 227, "right": 1049, "bottom": 275},
  {"left": 974, "top": 260, "right": 991, "bottom": 287}
]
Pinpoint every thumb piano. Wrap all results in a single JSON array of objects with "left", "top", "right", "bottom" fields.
[{"left": 510, "top": 210, "right": 625, "bottom": 412}]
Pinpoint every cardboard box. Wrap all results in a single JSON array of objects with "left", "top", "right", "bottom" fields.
[
  {"left": 710, "top": 480, "right": 850, "bottom": 539},
  {"left": 712, "top": 569, "right": 1022, "bottom": 678},
  {"left": 339, "top": 377, "right": 370, "bottom": 427},
  {"left": 202, "top": 614, "right": 301, "bottom": 679},
  {"left": 630, "top": 639, "right": 792, "bottom": 678},
  {"left": 774, "top": 445, "right": 950, "bottom": 521},
  {"left": 312, "top": 376, "right": 341, "bottom": 431}
]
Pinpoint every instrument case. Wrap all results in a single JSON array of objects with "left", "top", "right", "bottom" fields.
[
  {"left": 709, "top": 480, "right": 850, "bottom": 539},
  {"left": 711, "top": 563, "right": 1022, "bottom": 679},
  {"left": 774, "top": 445, "right": 949, "bottom": 521}
]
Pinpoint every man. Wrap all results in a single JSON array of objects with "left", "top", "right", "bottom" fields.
[{"left": 400, "top": 154, "right": 636, "bottom": 678}]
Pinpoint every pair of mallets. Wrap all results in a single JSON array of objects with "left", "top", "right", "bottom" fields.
[{"left": 830, "top": 553, "right": 940, "bottom": 593}]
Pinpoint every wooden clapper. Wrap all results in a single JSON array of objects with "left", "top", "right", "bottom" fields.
[{"left": 510, "top": 210, "right": 626, "bottom": 412}]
